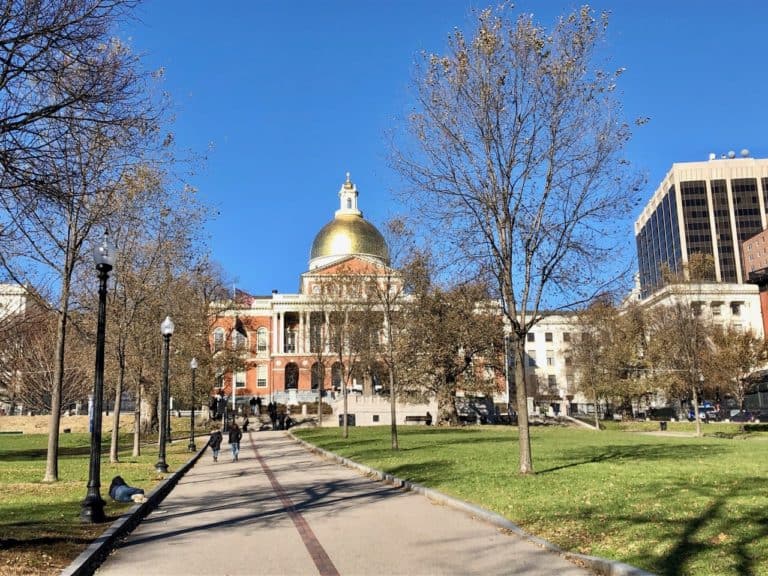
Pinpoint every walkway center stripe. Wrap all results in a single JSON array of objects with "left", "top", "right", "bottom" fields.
[{"left": 249, "top": 434, "right": 340, "bottom": 576}]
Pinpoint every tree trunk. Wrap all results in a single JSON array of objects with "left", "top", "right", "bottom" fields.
[
  {"left": 342, "top": 375, "right": 349, "bottom": 439},
  {"left": 140, "top": 384, "right": 157, "bottom": 436},
  {"left": 109, "top": 357, "right": 125, "bottom": 463},
  {"left": 593, "top": 386, "right": 601, "bottom": 430},
  {"left": 514, "top": 337, "right": 533, "bottom": 474},
  {"left": 388, "top": 365, "right": 398, "bottom": 450},
  {"left": 44, "top": 241, "right": 77, "bottom": 482},
  {"left": 44, "top": 304, "right": 67, "bottom": 483},
  {"left": 692, "top": 383, "right": 701, "bottom": 437},
  {"left": 132, "top": 380, "right": 141, "bottom": 457},
  {"left": 436, "top": 386, "right": 458, "bottom": 426}
]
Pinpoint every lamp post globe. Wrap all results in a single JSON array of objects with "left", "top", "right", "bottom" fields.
[
  {"left": 81, "top": 230, "right": 115, "bottom": 523},
  {"left": 155, "top": 316, "right": 174, "bottom": 473},
  {"left": 187, "top": 358, "right": 198, "bottom": 452}
]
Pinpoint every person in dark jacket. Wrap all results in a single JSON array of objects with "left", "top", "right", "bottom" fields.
[
  {"left": 208, "top": 427, "right": 223, "bottom": 462},
  {"left": 108, "top": 475, "right": 145, "bottom": 503},
  {"left": 228, "top": 423, "right": 242, "bottom": 462}
]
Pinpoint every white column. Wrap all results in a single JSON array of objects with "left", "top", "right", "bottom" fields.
[
  {"left": 299, "top": 311, "right": 305, "bottom": 354},
  {"left": 271, "top": 313, "right": 278, "bottom": 353},
  {"left": 279, "top": 311, "right": 285, "bottom": 354}
]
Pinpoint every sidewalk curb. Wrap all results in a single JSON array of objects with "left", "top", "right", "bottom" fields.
[
  {"left": 289, "top": 432, "right": 655, "bottom": 576},
  {"left": 60, "top": 445, "right": 208, "bottom": 576}
]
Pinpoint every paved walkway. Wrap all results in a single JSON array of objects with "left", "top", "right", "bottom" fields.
[{"left": 95, "top": 431, "right": 592, "bottom": 576}]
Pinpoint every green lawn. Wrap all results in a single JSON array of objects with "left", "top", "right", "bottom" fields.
[
  {"left": 294, "top": 424, "right": 768, "bottom": 576},
  {"left": 0, "top": 432, "right": 196, "bottom": 575}
]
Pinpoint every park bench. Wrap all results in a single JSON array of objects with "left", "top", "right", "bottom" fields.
[{"left": 405, "top": 415, "right": 430, "bottom": 424}]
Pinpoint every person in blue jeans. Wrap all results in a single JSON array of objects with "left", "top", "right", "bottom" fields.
[
  {"left": 208, "top": 427, "right": 223, "bottom": 462},
  {"left": 228, "top": 422, "right": 242, "bottom": 462},
  {"left": 108, "top": 476, "right": 145, "bottom": 503}
]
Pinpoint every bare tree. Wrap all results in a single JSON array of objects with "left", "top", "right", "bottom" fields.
[
  {"left": 703, "top": 326, "right": 767, "bottom": 429},
  {"left": 398, "top": 265, "right": 503, "bottom": 425},
  {"left": 572, "top": 297, "right": 646, "bottom": 428},
  {"left": 0, "top": 1, "right": 162, "bottom": 481},
  {"left": 0, "top": 0, "right": 159, "bottom": 238},
  {"left": 394, "top": 6, "right": 640, "bottom": 473},
  {"left": 646, "top": 253, "right": 719, "bottom": 437},
  {"left": 366, "top": 218, "right": 414, "bottom": 450},
  {"left": 98, "top": 171, "right": 210, "bottom": 462}
]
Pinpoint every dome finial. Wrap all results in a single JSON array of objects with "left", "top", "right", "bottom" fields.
[{"left": 346, "top": 171, "right": 351, "bottom": 183}]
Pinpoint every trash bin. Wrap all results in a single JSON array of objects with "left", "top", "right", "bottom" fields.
[
  {"left": 338, "top": 414, "right": 356, "bottom": 427},
  {"left": 659, "top": 421, "right": 667, "bottom": 431}
]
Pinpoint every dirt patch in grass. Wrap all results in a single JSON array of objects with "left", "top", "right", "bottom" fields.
[
  {"left": 0, "top": 415, "right": 136, "bottom": 435},
  {"left": 0, "top": 525, "right": 102, "bottom": 575}
]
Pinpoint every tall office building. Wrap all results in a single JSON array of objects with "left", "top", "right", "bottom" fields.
[{"left": 635, "top": 152, "right": 768, "bottom": 298}]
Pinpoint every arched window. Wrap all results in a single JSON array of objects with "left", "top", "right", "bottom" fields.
[
  {"left": 346, "top": 198, "right": 352, "bottom": 209},
  {"left": 212, "top": 328, "right": 225, "bottom": 352},
  {"left": 331, "top": 362, "right": 343, "bottom": 390},
  {"left": 285, "top": 362, "right": 299, "bottom": 390},
  {"left": 232, "top": 329, "right": 248, "bottom": 351},
  {"left": 257, "top": 327, "right": 268, "bottom": 352},
  {"left": 311, "top": 363, "right": 324, "bottom": 390}
]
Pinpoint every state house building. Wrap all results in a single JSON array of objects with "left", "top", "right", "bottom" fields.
[{"left": 209, "top": 175, "right": 398, "bottom": 409}]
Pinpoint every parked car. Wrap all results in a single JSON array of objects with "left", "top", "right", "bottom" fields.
[
  {"left": 729, "top": 410, "right": 755, "bottom": 422},
  {"left": 687, "top": 406, "right": 719, "bottom": 421}
]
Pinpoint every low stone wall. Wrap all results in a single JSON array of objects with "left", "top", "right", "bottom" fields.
[{"left": 326, "top": 396, "right": 437, "bottom": 427}]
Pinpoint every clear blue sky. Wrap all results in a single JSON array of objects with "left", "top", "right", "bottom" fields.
[{"left": 126, "top": 1, "right": 768, "bottom": 296}]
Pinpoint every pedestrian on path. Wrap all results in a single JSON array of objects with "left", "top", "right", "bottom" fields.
[
  {"left": 228, "top": 422, "right": 242, "bottom": 461},
  {"left": 208, "top": 427, "right": 222, "bottom": 462}
]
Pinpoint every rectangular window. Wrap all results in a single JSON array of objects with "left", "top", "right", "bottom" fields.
[
  {"left": 214, "top": 370, "right": 224, "bottom": 389},
  {"left": 546, "top": 351, "right": 554, "bottom": 367},
  {"left": 527, "top": 351, "right": 537, "bottom": 367},
  {"left": 235, "top": 371, "right": 246, "bottom": 388},
  {"left": 545, "top": 332, "right": 553, "bottom": 342},
  {"left": 562, "top": 332, "right": 571, "bottom": 342},
  {"left": 712, "top": 304, "right": 721, "bottom": 316},
  {"left": 213, "top": 330, "right": 224, "bottom": 352},
  {"left": 547, "top": 374, "right": 557, "bottom": 387},
  {"left": 257, "top": 329, "right": 268, "bottom": 352},
  {"left": 527, "top": 332, "right": 535, "bottom": 342},
  {"left": 257, "top": 365, "right": 268, "bottom": 388},
  {"left": 731, "top": 302, "right": 742, "bottom": 316}
]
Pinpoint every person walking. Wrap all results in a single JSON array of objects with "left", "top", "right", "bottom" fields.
[
  {"left": 255, "top": 395, "right": 262, "bottom": 416},
  {"left": 208, "top": 427, "right": 223, "bottom": 462},
  {"left": 268, "top": 401, "right": 277, "bottom": 430},
  {"left": 228, "top": 422, "right": 242, "bottom": 462}
]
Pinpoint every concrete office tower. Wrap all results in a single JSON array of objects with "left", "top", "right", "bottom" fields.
[{"left": 635, "top": 152, "right": 768, "bottom": 298}]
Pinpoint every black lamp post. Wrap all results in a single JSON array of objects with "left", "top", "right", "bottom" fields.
[
  {"left": 80, "top": 230, "right": 115, "bottom": 523},
  {"left": 155, "top": 316, "right": 174, "bottom": 473},
  {"left": 187, "top": 357, "right": 198, "bottom": 452}
]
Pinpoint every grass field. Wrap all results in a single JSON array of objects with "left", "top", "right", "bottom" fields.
[
  {"left": 0, "top": 430, "right": 198, "bottom": 575},
  {"left": 294, "top": 423, "right": 768, "bottom": 576}
]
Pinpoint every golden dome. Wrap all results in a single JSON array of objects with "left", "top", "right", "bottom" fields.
[{"left": 310, "top": 213, "right": 389, "bottom": 265}]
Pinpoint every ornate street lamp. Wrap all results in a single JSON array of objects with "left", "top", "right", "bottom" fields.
[
  {"left": 187, "top": 358, "right": 198, "bottom": 452},
  {"left": 80, "top": 230, "right": 115, "bottom": 523},
  {"left": 156, "top": 316, "right": 174, "bottom": 473}
]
